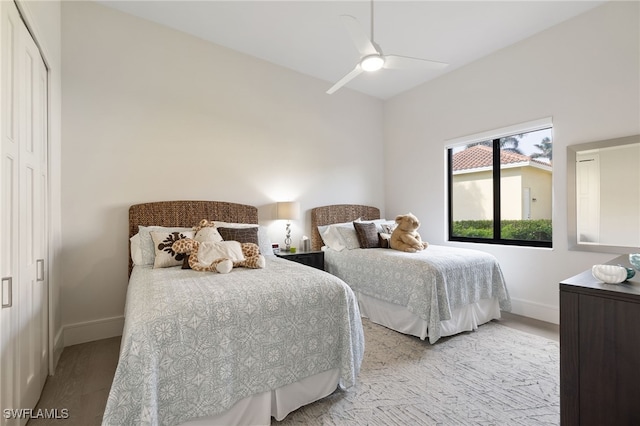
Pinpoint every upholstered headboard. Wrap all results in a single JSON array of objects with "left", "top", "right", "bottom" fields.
[
  {"left": 310, "top": 204, "right": 381, "bottom": 251},
  {"left": 128, "top": 200, "right": 258, "bottom": 275}
]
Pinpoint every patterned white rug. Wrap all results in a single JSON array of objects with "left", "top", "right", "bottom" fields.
[{"left": 278, "top": 319, "right": 559, "bottom": 425}]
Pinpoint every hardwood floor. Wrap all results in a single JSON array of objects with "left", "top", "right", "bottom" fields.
[{"left": 27, "top": 313, "right": 558, "bottom": 426}]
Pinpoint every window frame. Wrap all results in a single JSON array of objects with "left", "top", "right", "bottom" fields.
[{"left": 446, "top": 119, "right": 553, "bottom": 248}]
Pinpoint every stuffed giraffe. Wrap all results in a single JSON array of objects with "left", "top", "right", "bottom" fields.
[
  {"left": 172, "top": 239, "right": 233, "bottom": 273},
  {"left": 172, "top": 239, "right": 265, "bottom": 273}
]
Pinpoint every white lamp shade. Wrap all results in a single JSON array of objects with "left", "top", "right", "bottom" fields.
[{"left": 276, "top": 201, "right": 300, "bottom": 220}]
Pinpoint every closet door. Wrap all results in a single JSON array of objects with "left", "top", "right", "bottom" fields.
[
  {"left": 1, "top": 1, "right": 21, "bottom": 420},
  {"left": 1, "top": 1, "right": 49, "bottom": 420},
  {"left": 18, "top": 8, "right": 48, "bottom": 411}
]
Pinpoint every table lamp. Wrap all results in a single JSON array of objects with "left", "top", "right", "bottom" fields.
[{"left": 276, "top": 201, "right": 300, "bottom": 251}]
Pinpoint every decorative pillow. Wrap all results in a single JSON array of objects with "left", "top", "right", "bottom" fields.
[
  {"left": 150, "top": 230, "right": 194, "bottom": 268},
  {"left": 378, "top": 232, "right": 391, "bottom": 248},
  {"left": 218, "top": 226, "right": 259, "bottom": 246},
  {"left": 335, "top": 226, "right": 360, "bottom": 250},
  {"left": 354, "top": 221, "right": 380, "bottom": 249},
  {"left": 138, "top": 226, "right": 192, "bottom": 266},
  {"left": 380, "top": 222, "right": 397, "bottom": 234}
]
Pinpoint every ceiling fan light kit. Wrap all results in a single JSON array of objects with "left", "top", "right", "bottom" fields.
[
  {"left": 360, "top": 54, "right": 385, "bottom": 72},
  {"left": 326, "top": 0, "right": 449, "bottom": 95}
]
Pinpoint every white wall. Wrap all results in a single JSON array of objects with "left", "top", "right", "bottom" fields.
[
  {"left": 16, "top": 0, "right": 63, "bottom": 369},
  {"left": 384, "top": 1, "right": 640, "bottom": 323},
  {"left": 61, "top": 2, "right": 384, "bottom": 344}
]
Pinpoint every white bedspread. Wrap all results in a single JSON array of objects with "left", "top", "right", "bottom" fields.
[
  {"left": 324, "top": 245, "right": 511, "bottom": 343},
  {"left": 103, "top": 257, "right": 364, "bottom": 426}
]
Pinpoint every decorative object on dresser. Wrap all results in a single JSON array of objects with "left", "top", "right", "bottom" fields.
[
  {"left": 560, "top": 254, "right": 640, "bottom": 425},
  {"left": 276, "top": 250, "right": 325, "bottom": 271},
  {"left": 591, "top": 264, "right": 629, "bottom": 284},
  {"left": 276, "top": 201, "right": 300, "bottom": 251}
]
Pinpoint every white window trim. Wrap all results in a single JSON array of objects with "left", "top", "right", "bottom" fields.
[{"left": 445, "top": 117, "right": 553, "bottom": 149}]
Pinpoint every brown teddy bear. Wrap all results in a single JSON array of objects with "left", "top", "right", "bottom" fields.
[{"left": 390, "top": 213, "right": 429, "bottom": 253}]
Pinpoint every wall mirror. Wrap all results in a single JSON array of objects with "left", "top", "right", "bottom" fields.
[{"left": 568, "top": 134, "right": 640, "bottom": 253}]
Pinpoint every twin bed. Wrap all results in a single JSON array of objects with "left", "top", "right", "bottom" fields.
[
  {"left": 104, "top": 201, "right": 364, "bottom": 426},
  {"left": 311, "top": 204, "right": 511, "bottom": 344},
  {"left": 104, "top": 201, "right": 510, "bottom": 425}
]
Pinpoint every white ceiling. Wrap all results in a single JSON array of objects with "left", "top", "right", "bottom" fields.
[{"left": 96, "top": 0, "right": 606, "bottom": 99}]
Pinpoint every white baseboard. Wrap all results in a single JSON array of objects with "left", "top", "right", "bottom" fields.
[
  {"left": 508, "top": 297, "right": 559, "bottom": 325},
  {"left": 63, "top": 315, "right": 124, "bottom": 347},
  {"left": 53, "top": 328, "right": 64, "bottom": 370}
]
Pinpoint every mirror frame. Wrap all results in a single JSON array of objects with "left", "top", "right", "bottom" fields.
[{"left": 567, "top": 134, "right": 640, "bottom": 253}]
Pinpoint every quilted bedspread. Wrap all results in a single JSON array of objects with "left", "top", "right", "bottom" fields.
[
  {"left": 102, "top": 257, "right": 364, "bottom": 426},
  {"left": 324, "top": 245, "right": 511, "bottom": 343}
]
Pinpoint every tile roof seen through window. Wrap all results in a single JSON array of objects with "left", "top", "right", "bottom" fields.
[{"left": 452, "top": 145, "right": 549, "bottom": 171}]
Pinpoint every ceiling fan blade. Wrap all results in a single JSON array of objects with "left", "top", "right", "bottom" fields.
[
  {"left": 384, "top": 54, "right": 449, "bottom": 70},
  {"left": 326, "top": 65, "right": 363, "bottom": 95},
  {"left": 340, "top": 15, "right": 378, "bottom": 57}
]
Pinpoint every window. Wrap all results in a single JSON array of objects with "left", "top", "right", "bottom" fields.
[{"left": 447, "top": 122, "right": 553, "bottom": 247}]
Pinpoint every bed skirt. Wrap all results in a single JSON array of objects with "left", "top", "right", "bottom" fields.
[
  {"left": 180, "top": 368, "right": 340, "bottom": 426},
  {"left": 355, "top": 291, "right": 501, "bottom": 341}
]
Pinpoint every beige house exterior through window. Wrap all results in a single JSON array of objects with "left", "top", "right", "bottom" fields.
[{"left": 452, "top": 145, "right": 552, "bottom": 222}]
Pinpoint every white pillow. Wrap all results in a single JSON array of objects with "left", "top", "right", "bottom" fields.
[
  {"left": 138, "top": 225, "right": 192, "bottom": 266},
  {"left": 318, "top": 219, "right": 360, "bottom": 250},
  {"left": 211, "top": 221, "right": 256, "bottom": 228},
  {"left": 335, "top": 226, "right": 360, "bottom": 250},
  {"left": 130, "top": 233, "right": 143, "bottom": 265},
  {"left": 321, "top": 226, "right": 346, "bottom": 251},
  {"left": 257, "top": 226, "right": 274, "bottom": 256},
  {"left": 150, "top": 230, "right": 195, "bottom": 268}
]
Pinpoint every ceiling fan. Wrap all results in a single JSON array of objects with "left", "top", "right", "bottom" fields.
[{"left": 326, "top": 1, "right": 449, "bottom": 95}]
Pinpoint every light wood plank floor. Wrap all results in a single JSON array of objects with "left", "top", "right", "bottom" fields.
[{"left": 27, "top": 313, "right": 558, "bottom": 426}]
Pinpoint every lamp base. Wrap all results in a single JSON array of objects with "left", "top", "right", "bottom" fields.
[{"left": 285, "top": 222, "right": 292, "bottom": 251}]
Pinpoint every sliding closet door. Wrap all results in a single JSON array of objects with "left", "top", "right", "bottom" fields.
[
  {"left": 1, "top": 0, "right": 49, "bottom": 420},
  {"left": 1, "top": 1, "right": 21, "bottom": 420},
  {"left": 18, "top": 8, "right": 48, "bottom": 410}
]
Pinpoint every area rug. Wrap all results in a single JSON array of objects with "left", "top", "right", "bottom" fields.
[{"left": 278, "top": 319, "right": 559, "bottom": 425}]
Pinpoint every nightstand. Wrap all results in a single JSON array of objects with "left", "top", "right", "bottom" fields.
[{"left": 275, "top": 250, "right": 324, "bottom": 271}]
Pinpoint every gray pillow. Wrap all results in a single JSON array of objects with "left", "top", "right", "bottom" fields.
[{"left": 354, "top": 221, "right": 380, "bottom": 249}]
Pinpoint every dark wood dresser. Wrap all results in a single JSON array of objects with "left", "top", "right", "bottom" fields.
[{"left": 560, "top": 254, "right": 640, "bottom": 425}]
